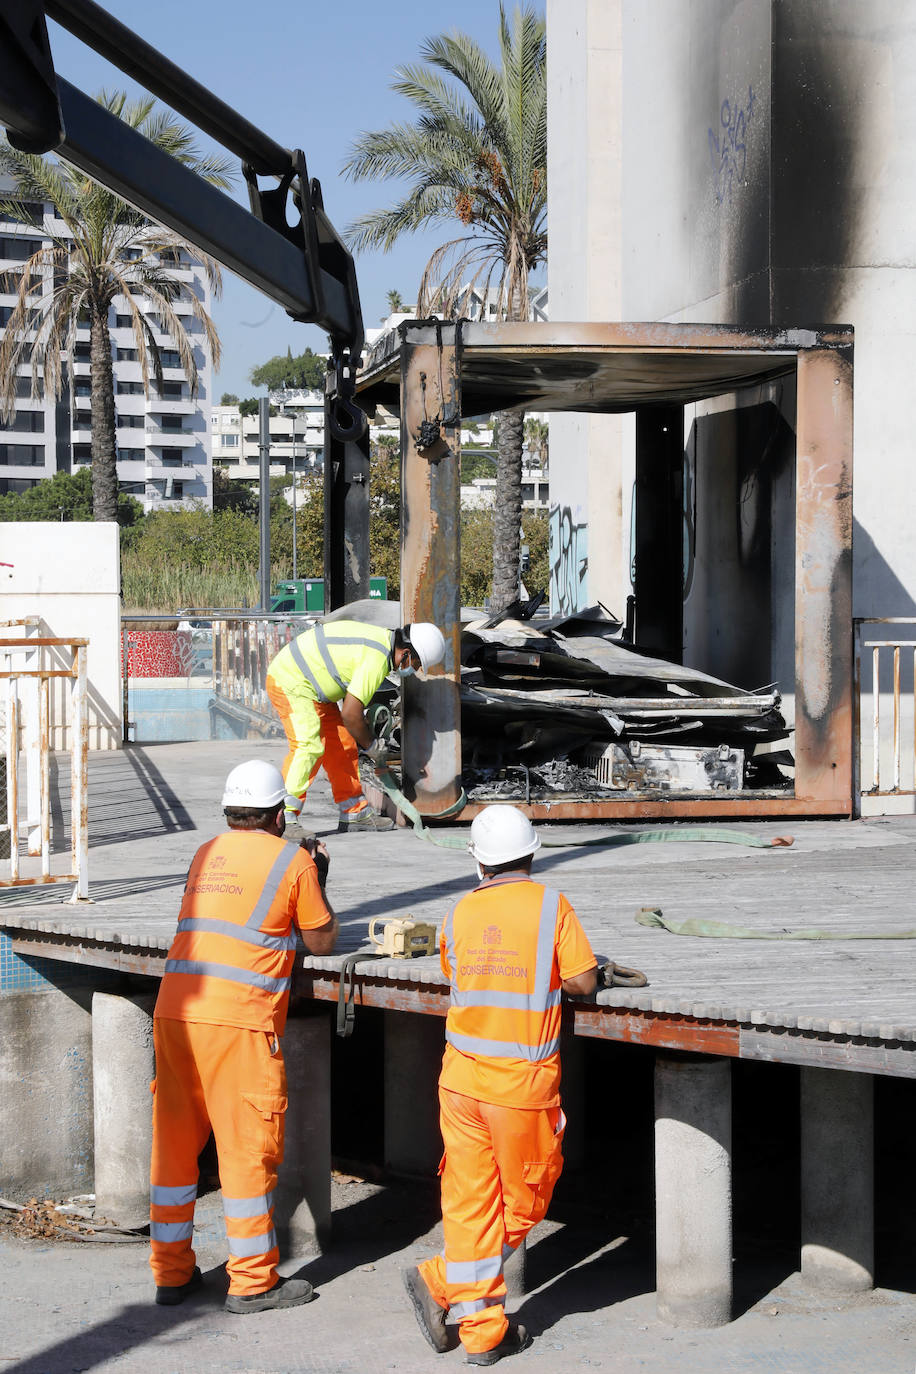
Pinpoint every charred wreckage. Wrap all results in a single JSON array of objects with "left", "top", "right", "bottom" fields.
[{"left": 370, "top": 603, "right": 791, "bottom": 806}]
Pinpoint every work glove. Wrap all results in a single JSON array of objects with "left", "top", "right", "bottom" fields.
[
  {"left": 300, "top": 836, "right": 330, "bottom": 887},
  {"left": 362, "top": 739, "right": 390, "bottom": 768}
]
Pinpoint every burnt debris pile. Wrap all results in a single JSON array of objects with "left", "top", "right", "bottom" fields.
[{"left": 457, "top": 604, "right": 791, "bottom": 803}]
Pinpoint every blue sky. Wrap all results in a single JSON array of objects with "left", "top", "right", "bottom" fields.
[{"left": 46, "top": 0, "right": 516, "bottom": 398}]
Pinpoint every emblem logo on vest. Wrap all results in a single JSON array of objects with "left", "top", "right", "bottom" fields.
[{"left": 483, "top": 925, "right": 502, "bottom": 945}]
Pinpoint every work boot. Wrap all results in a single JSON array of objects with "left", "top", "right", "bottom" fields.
[
  {"left": 465, "top": 1322, "right": 532, "bottom": 1366},
  {"left": 224, "top": 1276, "right": 315, "bottom": 1315},
  {"left": 155, "top": 1266, "right": 203, "bottom": 1306},
  {"left": 337, "top": 803, "right": 395, "bottom": 834},
  {"left": 401, "top": 1266, "right": 450, "bottom": 1353}
]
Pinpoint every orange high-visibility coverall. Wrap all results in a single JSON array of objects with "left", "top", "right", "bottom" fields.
[
  {"left": 417, "top": 873, "right": 596, "bottom": 1355},
  {"left": 265, "top": 621, "right": 394, "bottom": 815},
  {"left": 149, "top": 830, "right": 330, "bottom": 1297}
]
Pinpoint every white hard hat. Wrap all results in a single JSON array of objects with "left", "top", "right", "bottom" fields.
[
  {"left": 468, "top": 805, "right": 541, "bottom": 867},
  {"left": 404, "top": 622, "right": 446, "bottom": 673},
  {"left": 222, "top": 759, "right": 286, "bottom": 809}
]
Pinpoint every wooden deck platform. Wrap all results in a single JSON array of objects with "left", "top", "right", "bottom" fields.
[{"left": 2, "top": 741, "right": 914, "bottom": 1078}]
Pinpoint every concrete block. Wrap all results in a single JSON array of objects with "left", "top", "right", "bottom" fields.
[
  {"left": 655, "top": 1052, "right": 732, "bottom": 1328},
  {"left": 92, "top": 991, "right": 155, "bottom": 1229},
  {"left": 801, "top": 1066, "right": 874, "bottom": 1294},
  {"left": 275, "top": 1010, "right": 332, "bottom": 1257}
]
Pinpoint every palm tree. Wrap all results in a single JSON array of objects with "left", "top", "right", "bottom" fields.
[
  {"left": 0, "top": 92, "right": 231, "bottom": 521},
  {"left": 342, "top": 4, "right": 547, "bottom": 612},
  {"left": 385, "top": 288, "right": 405, "bottom": 316},
  {"left": 524, "top": 416, "right": 549, "bottom": 477}
]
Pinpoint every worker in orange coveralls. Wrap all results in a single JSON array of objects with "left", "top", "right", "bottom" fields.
[
  {"left": 149, "top": 759, "right": 337, "bottom": 1314},
  {"left": 402, "top": 805, "right": 598, "bottom": 1365}
]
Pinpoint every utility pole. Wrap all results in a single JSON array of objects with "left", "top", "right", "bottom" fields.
[{"left": 258, "top": 397, "right": 270, "bottom": 610}]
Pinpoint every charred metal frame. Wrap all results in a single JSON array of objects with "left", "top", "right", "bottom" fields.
[{"left": 357, "top": 320, "right": 855, "bottom": 821}]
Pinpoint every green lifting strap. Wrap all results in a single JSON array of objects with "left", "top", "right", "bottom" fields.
[
  {"left": 635, "top": 907, "right": 916, "bottom": 940},
  {"left": 372, "top": 768, "right": 794, "bottom": 855}
]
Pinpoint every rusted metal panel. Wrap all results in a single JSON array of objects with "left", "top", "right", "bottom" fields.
[
  {"left": 571, "top": 1005, "right": 741, "bottom": 1055},
  {"left": 297, "top": 970, "right": 451, "bottom": 1017},
  {"left": 359, "top": 321, "right": 854, "bottom": 418},
  {"left": 454, "top": 796, "right": 850, "bottom": 820},
  {"left": 794, "top": 346, "right": 854, "bottom": 807},
  {"left": 399, "top": 326, "right": 462, "bottom": 814}
]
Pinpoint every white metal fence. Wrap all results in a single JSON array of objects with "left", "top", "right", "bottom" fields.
[
  {"left": 1, "top": 628, "right": 89, "bottom": 899},
  {"left": 854, "top": 617, "right": 916, "bottom": 808}
]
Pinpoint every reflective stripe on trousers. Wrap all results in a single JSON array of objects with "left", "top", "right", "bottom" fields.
[
  {"left": 416, "top": 1087, "right": 565, "bottom": 1356},
  {"left": 149, "top": 1018, "right": 286, "bottom": 1297}
]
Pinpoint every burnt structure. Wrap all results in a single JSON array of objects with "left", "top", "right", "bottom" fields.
[{"left": 356, "top": 319, "right": 854, "bottom": 820}]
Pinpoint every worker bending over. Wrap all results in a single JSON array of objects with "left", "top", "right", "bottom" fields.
[
  {"left": 403, "top": 805, "right": 597, "bottom": 1365},
  {"left": 266, "top": 619, "right": 446, "bottom": 833},
  {"left": 149, "top": 759, "right": 338, "bottom": 1314}
]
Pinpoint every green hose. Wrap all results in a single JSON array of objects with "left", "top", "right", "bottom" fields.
[
  {"left": 373, "top": 768, "right": 793, "bottom": 855},
  {"left": 636, "top": 907, "right": 916, "bottom": 940}
]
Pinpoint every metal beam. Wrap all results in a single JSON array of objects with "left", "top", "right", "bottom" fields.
[
  {"left": 53, "top": 79, "right": 355, "bottom": 335},
  {"left": 323, "top": 395, "right": 370, "bottom": 610},
  {"left": 46, "top": 0, "right": 289, "bottom": 174},
  {"left": 399, "top": 324, "right": 462, "bottom": 813}
]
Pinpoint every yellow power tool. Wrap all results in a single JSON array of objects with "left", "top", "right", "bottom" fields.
[{"left": 368, "top": 916, "right": 438, "bottom": 958}]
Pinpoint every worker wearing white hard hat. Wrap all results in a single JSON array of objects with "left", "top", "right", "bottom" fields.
[
  {"left": 149, "top": 760, "right": 338, "bottom": 1314},
  {"left": 403, "top": 804, "right": 597, "bottom": 1364},
  {"left": 265, "top": 619, "right": 446, "bottom": 834}
]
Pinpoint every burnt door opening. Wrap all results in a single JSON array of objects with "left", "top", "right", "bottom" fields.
[{"left": 634, "top": 403, "right": 685, "bottom": 663}]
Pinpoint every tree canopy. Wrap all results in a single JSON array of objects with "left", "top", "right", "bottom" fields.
[
  {"left": 0, "top": 466, "right": 142, "bottom": 526},
  {"left": 249, "top": 347, "right": 327, "bottom": 392}
]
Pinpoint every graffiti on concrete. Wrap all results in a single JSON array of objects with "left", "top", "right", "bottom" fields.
[
  {"left": 549, "top": 505, "right": 588, "bottom": 614},
  {"left": 708, "top": 86, "right": 756, "bottom": 205}
]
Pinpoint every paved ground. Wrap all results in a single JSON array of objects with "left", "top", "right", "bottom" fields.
[
  {"left": 2, "top": 1178, "right": 915, "bottom": 1374},
  {"left": 3, "top": 742, "right": 916, "bottom": 1372}
]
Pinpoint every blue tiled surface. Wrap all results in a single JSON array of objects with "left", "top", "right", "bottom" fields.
[{"left": 0, "top": 931, "right": 118, "bottom": 993}]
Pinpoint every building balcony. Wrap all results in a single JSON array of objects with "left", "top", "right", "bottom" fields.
[
  {"left": 147, "top": 396, "right": 196, "bottom": 414},
  {"left": 145, "top": 428, "right": 197, "bottom": 447}
]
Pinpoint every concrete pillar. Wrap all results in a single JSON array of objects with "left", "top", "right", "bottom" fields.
[
  {"left": 274, "top": 1011, "right": 332, "bottom": 1257},
  {"left": 384, "top": 1011, "right": 444, "bottom": 1176},
  {"left": 655, "top": 1053, "right": 732, "bottom": 1328},
  {"left": 504, "top": 1237, "right": 527, "bottom": 1297},
  {"left": 92, "top": 990, "right": 155, "bottom": 1229},
  {"left": 800, "top": 1067, "right": 874, "bottom": 1294}
]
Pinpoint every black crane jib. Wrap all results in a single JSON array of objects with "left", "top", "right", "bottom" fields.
[{"left": 0, "top": 0, "right": 366, "bottom": 440}]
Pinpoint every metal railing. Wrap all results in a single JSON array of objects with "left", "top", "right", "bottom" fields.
[
  {"left": 854, "top": 617, "right": 916, "bottom": 801},
  {"left": 1, "top": 630, "right": 89, "bottom": 899}
]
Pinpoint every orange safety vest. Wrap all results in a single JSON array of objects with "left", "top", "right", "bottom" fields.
[
  {"left": 438, "top": 874, "right": 596, "bottom": 1109},
  {"left": 155, "top": 830, "right": 328, "bottom": 1035}
]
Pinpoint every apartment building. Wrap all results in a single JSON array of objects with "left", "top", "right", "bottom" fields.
[
  {"left": 0, "top": 190, "right": 213, "bottom": 509},
  {"left": 210, "top": 387, "right": 325, "bottom": 483}
]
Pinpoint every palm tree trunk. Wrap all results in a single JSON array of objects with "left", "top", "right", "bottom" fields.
[
  {"left": 89, "top": 297, "right": 119, "bottom": 522},
  {"left": 490, "top": 407, "right": 524, "bottom": 612}
]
